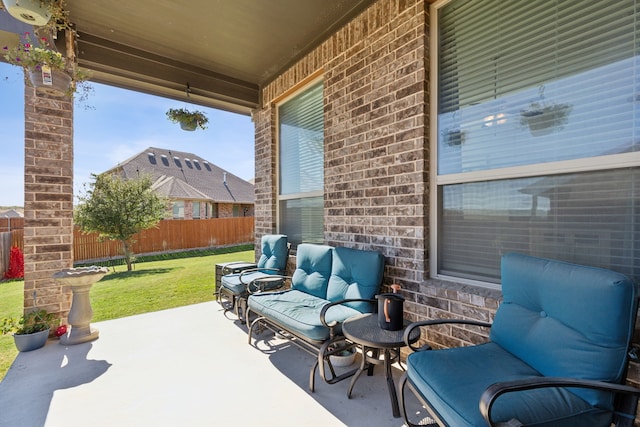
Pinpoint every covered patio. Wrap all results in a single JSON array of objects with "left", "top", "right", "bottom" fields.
[
  {"left": 2, "top": 0, "right": 640, "bottom": 424},
  {"left": 0, "top": 301, "right": 423, "bottom": 426}
]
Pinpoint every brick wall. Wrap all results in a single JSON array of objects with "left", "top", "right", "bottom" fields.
[
  {"left": 23, "top": 85, "right": 74, "bottom": 323},
  {"left": 256, "top": 0, "right": 428, "bottom": 297},
  {"left": 217, "top": 203, "right": 253, "bottom": 218},
  {"left": 257, "top": 0, "right": 640, "bottom": 398}
]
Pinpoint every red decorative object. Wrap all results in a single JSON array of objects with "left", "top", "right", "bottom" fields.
[
  {"left": 55, "top": 325, "right": 68, "bottom": 337},
  {"left": 4, "top": 246, "right": 24, "bottom": 279}
]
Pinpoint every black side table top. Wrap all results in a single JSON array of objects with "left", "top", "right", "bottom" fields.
[{"left": 342, "top": 313, "right": 419, "bottom": 348}]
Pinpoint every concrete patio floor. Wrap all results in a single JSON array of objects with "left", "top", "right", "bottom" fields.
[{"left": 0, "top": 301, "right": 426, "bottom": 427}]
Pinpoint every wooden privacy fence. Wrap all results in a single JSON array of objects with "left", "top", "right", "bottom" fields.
[
  {"left": 75, "top": 217, "right": 254, "bottom": 261},
  {"left": 2, "top": 217, "right": 254, "bottom": 270}
]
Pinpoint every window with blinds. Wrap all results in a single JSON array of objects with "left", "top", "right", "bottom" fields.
[
  {"left": 278, "top": 80, "right": 324, "bottom": 244},
  {"left": 435, "top": 0, "right": 640, "bottom": 284}
]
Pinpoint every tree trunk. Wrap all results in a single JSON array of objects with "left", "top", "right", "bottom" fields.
[{"left": 122, "top": 240, "right": 133, "bottom": 271}]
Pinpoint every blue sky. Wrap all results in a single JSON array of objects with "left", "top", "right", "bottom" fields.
[{"left": 0, "top": 62, "right": 255, "bottom": 207}]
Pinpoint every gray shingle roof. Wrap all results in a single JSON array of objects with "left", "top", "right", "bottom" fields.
[{"left": 106, "top": 147, "right": 254, "bottom": 204}]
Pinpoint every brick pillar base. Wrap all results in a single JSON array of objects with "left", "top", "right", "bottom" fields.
[{"left": 23, "top": 84, "right": 74, "bottom": 323}]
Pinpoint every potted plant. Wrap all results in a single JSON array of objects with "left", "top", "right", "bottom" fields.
[
  {"left": 1, "top": 309, "right": 59, "bottom": 352},
  {"left": 166, "top": 108, "right": 209, "bottom": 131},
  {"left": 328, "top": 341, "right": 357, "bottom": 367},
  {"left": 2, "top": 31, "right": 87, "bottom": 97}
]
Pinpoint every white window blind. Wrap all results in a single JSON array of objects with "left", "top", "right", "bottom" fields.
[
  {"left": 278, "top": 81, "right": 324, "bottom": 244},
  {"left": 436, "top": 0, "right": 640, "bottom": 283}
]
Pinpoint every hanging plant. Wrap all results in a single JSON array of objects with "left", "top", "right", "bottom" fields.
[
  {"left": 166, "top": 108, "right": 209, "bottom": 131},
  {"left": 520, "top": 102, "right": 572, "bottom": 137},
  {"left": 519, "top": 85, "right": 572, "bottom": 137},
  {"left": 2, "top": 31, "right": 89, "bottom": 97}
]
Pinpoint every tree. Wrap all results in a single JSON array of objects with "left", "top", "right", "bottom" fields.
[{"left": 75, "top": 173, "right": 168, "bottom": 271}]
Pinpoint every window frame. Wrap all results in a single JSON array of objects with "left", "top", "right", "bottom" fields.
[
  {"left": 275, "top": 74, "right": 324, "bottom": 245},
  {"left": 429, "top": 0, "right": 640, "bottom": 289},
  {"left": 172, "top": 201, "right": 185, "bottom": 219}
]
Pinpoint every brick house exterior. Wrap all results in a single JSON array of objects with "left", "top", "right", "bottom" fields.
[
  {"left": 252, "top": 0, "right": 640, "bottom": 392},
  {"left": 20, "top": 0, "right": 640, "bottom": 399},
  {"left": 257, "top": 0, "right": 446, "bottom": 337}
]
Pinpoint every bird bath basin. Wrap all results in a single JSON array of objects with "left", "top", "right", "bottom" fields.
[{"left": 53, "top": 266, "right": 108, "bottom": 345}]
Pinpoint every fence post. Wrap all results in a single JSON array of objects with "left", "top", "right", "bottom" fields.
[{"left": 0, "top": 232, "right": 10, "bottom": 278}]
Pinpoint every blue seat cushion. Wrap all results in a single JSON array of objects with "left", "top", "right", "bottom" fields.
[
  {"left": 248, "top": 289, "right": 361, "bottom": 342},
  {"left": 407, "top": 342, "right": 611, "bottom": 427},
  {"left": 258, "top": 234, "right": 289, "bottom": 271},
  {"left": 327, "top": 246, "right": 384, "bottom": 312},
  {"left": 220, "top": 271, "right": 282, "bottom": 295},
  {"left": 291, "top": 244, "right": 333, "bottom": 299}
]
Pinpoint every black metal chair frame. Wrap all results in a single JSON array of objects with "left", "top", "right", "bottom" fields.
[
  {"left": 217, "top": 267, "right": 286, "bottom": 323},
  {"left": 247, "top": 298, "right": 376, "bottom": 392}
]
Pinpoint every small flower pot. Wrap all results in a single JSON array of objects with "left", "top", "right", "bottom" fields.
[
  {"left": 2, "top": 0, "right": 52, "bottom": 26},
  {"left": 28, "top": 67, "right": 72, "bottom": 98},
  {"left": 329, "top": 348, "right": 356, "bottom": 367},
  {"left": 13, "top": 329, "right": 50, "bottom": 352}
]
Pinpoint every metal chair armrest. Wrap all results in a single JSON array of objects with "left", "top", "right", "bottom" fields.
[
  {"left": 319, "top": 298, "right": 376, "bottom": 329},
  {"left": 239, "top": 267, "right": 285, "bottom": 284},
  {"left": 403, "top": 319, "right": 492, "bottom": 351},
  {"left": 480, "top": 377, "right": 640, "bottom": 427},
  {"left": 221, "top": 261, "right": 257, "bottom": 275},
  {"left": 246, "top": 275, "right": 290, "bottom": 294}
]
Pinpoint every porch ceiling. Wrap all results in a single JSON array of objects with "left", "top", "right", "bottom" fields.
[{"left": 12, "top": 0, "right": 378, "bottom": 115}]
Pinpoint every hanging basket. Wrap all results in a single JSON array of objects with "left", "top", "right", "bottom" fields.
[
  {"left": 1, "top": 0, "right": 52, "bottom": 26},
  {"left": 180, "top": 121, "right": 198, "bottom": 131},
  {"left": 28, "top": 66, "right": 72, "bottom": 98}
]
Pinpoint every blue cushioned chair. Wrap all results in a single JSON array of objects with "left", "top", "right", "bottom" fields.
[
  {"left": 217, "top": 234, "right": 288, "bottom": 323},
  {"left": 399, "top": 253, "right": 640, "bottom": 427},
  {"left": 247, "top": 243, "right": 385, "bottom": 391}
]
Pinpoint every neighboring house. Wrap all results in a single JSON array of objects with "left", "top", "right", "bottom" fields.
[
  {"left": 0, "top": 209, "right": 23, "bottom": 218},
  {"left": 105, "top": 147, "right": 254, "bottom": 219}
]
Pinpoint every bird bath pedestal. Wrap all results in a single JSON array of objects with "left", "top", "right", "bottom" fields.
[{"left": 53, "top": 266, "right": 109, "bottom": 345}]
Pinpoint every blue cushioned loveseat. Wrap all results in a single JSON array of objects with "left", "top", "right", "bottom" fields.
[
  {"left": 247, "top": 243, "right": 385, "bottom": 391},
  {"left": 399, "top": 253, "right": 640, "bottom": 427}
]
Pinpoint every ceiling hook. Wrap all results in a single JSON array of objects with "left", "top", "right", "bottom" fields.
[{"left": 186, "top": 83, "right": 191, "bottom": 99}]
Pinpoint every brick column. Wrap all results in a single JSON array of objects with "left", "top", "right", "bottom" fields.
[
  {"left": 253, "top": 108, "right": 278, "bottom": 242},
  {"left": 23, "top": 85, "right": 74, "bottom": 322}
]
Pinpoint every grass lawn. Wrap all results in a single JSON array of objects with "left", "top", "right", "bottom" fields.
[{"left": 0, "top": 247, "right": 255, "bottom": 381}]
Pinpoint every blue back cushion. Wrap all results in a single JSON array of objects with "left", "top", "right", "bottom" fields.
[
  {"left": 491, "top": 252, "right": 637, "bottom": 406},
  {"left": 326, "top": 246, "right": 384, "bottom": 311},
  {"left": 291, "top": 244, "right": 333, "bottom": 299},
  {"left": 257, "top": 234, "right": 288, "bottom": 272}
]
